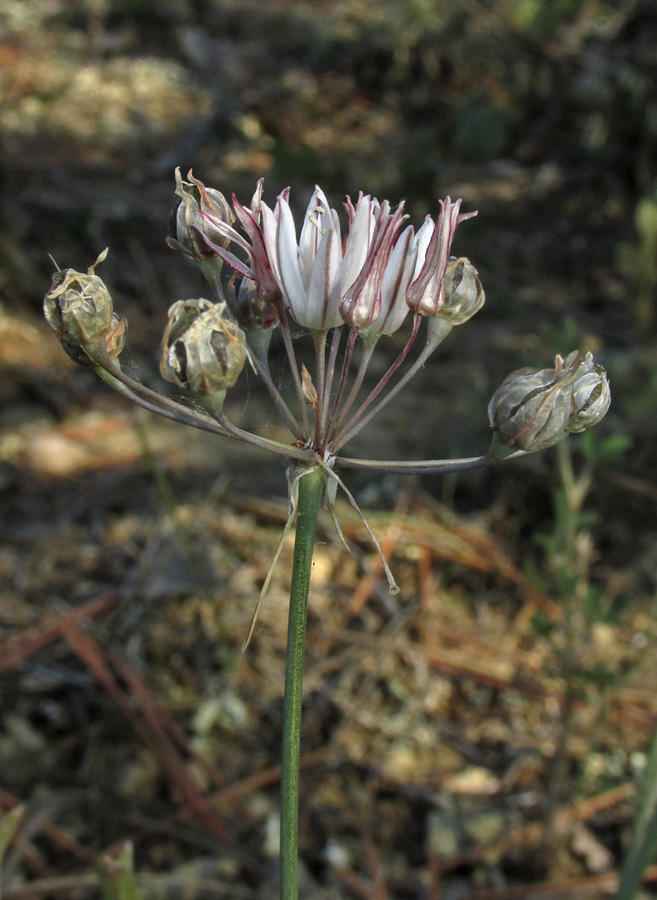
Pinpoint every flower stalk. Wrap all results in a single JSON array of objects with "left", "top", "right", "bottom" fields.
[{"left": 280, "top": 466, "right": 325, "bottom": 900}]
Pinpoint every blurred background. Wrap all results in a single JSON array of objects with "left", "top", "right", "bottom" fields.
[{"left": 1, "top": 0, "right": 657, "bottom": 897}]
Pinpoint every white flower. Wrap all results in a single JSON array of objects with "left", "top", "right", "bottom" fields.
[
  {"left": 199, "top": 181, "right": 477, "bottom": 336},
  {"left": 268, "top": 186, "right": 344, "bottom": 331}
]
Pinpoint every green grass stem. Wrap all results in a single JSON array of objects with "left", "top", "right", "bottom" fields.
[{"left": 615, "top": 721, "right": 657, "bottom": 900}]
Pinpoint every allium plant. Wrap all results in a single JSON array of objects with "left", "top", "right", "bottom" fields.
[{"left": 44, "top": 169, "right": 611, "bottom": 900}]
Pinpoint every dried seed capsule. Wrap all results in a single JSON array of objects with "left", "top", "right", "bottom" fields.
[
  {"left": 59, "top": 313, "right": 127, "bottom": 367},
  {"left": 488, "top": 351, "right": 610, "bottom": 453},
  {"left": 44, "top": 249, "right": 114, "bottom": 347},
  {"left": 160, "top": 299, "right": 247, "bottom": 394},
  {"left": 440, "top": 257, "right": 485, "bottom": 324},
  {"left": 167, "top": 168, "right": 234, "bottom": 261}
]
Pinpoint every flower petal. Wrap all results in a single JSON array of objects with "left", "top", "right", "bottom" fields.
[
  {"left": 306, "top": 226, "right": 342, "bottom": 330},
  {"left": 196, "top": 231, "right": 256, "bottom": 279},
  {"left": 369, "top": 224, "right": 416, "bottom": 335},
  {"left": 407, "top": 198, "right": 464, "bottom": 315},
  {"left": 276, "top": 200, "right": 307, "bottom": 321},
  {"left": 341, "top": 195, "right": 373, "bottom": 294}
]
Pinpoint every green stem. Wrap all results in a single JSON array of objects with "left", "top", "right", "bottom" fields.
[
  {"left": 280, "top": 466, "right": 325, "bottom": 900},
  {"left": 333, "top": 316, "right": 449, "bottom": 451},
  {"left": 615, "top": 719, "right": 657, "bottom": 900}
]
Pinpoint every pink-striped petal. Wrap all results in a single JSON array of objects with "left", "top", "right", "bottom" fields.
[
  {"left": 196, "top": 232, "right": 256, "bottom": 280},
  {"left": 276, "top": 200, "right": 307, "bottom": 321},
  {"left": 200, "top": 211, "right": 252, "bottom": 255},
  {"left": 260, "top": 202, "right": 280, "bottom": 281},
  {"left": 407, "top": 197, "right": 464, "bottom": 315},
  {"left": 341, "top": 195, "right": 373, "bottom": 293},
  {"left": 306, "top": 226, "right": 342, "bottom": 330},
  {"left": 369, "top": 224, "right": 416, "bottom": 335}
]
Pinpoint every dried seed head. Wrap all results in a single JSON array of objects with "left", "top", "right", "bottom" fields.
[
  {"left": 44, "top": 249, "right": 114, "bottom": 347},
  {"left": 440, "top": 257, "right": 485, "bottom": 325},
  {"left": 58, "top": 313, "right": 127, "bottom": 367},
  {"left": 488, "top": 351, "right": 610, "bottom": 453},
  {"left": 160, "top": 299, "right": 247, "bottom": 394},
  {"left": 167, "top": 168, "right": 234, "bottom": 261}
]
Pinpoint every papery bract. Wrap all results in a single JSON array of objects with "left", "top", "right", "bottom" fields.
[{"left": 440, "top": 257, "right": 485, "bottom": 325}]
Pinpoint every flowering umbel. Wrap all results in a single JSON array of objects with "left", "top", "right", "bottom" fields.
[{"left": 44, "top": 174, "right": 611, "bottom": 589}]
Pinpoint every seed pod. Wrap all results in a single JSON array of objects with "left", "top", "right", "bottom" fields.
[
  {"left": 488, "top": 351, "right": 610, "bottom": 453},
  {"left": 167, "top": 168, "right": 234, "bottom": 261},
  {"left": 59, "top": 313, "right": 127, "bottom": 367},
  {"left": 160, "top": 299, "right": 247, "bottom": 394},
  {"left": 440, "top": 257, "right": 485, "bottom": 324},
  {"left": 226, "top": 275, "right": 278, "bottom": 331},
  {"left": 44, "top": 249, "right": 114, "bottom": 346}
]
